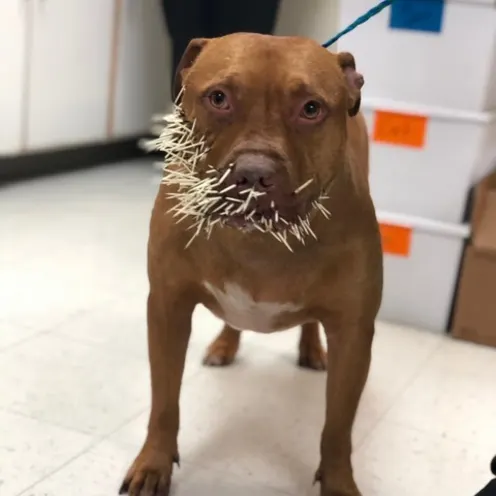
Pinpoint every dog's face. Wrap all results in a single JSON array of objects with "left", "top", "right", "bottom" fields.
[{"left": 166, "top": 33, "right": 363, "bottom": 240}]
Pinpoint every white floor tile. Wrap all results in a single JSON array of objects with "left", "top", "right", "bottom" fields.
[
  {"left": 18, "top": 440, "right": 131, "bottom": 496},
  {"left": 0, "top": 321, "right": 42, "bottom": 351},
  {"left": 54, "top": 300, "right": 214, "bottom": 382},
  {"left": 0, "top": 333, "right": 150, "bottom": 436},
  {"left": 0, "top": 164, "right": 156, "bottom": 330},
  {"left": 174, "top": 466, "right": 293, "bottom": 496},
  {"left": 385, "top": 338, "right": 496, "bottom": 447},
  {"left": 53, "top": 296, "right": 149, "bottom": 361},
  {"left": 354, "top": 321, "right": 443, "bottom": 442},
  {"left": 0, "top": 260, "right": 103, "bottom": 331},
  {"left": 354, "top": 421, "right": 495, "bottom": 496},
  {"left": 109, "top": 318, "right": 445, "bottom": 495},
  {"left": 0, "top": 410, "right": 93, "bottom": 496},
  {"left": 111, "top": 344, "right": 325, "bottom": 495},
  {"left": 19, "top": 437, "right": 290, "bottom": 496}
]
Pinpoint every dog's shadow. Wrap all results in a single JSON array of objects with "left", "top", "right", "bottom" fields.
[{"left": 175, "top": 354, "right": 326, "bottom": 494}]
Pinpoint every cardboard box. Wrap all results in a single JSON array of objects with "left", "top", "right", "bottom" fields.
[{"left": 452, "top": 170, "right": 496, "bottom": 347}]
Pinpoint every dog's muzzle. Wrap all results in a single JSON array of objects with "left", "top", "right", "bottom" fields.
[{"left": 213, "top": 152, "right": 299, "bottom": 230}]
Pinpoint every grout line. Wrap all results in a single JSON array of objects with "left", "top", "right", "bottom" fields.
[
  {"left": 12, "top": 405, "right": 150, "bottom": 496},
  {"left": 354, "top": 336, "right": 446, "bottom": 452},
  {"left": 0, "top": 328, "right": 52, "bottom": 356},
  {"left": 13, "top": 441, "right": 97, "bottom": 496},
  {"left": 99, "top": 405, "right": 150, "bottom": 443},
  {"left": 5, "top": 406, "right": 104, "bottom": 438},
  {"left": 382, "top": 417, "right": 494, "bottom": 449},
  {"left": 0, "top": 307, "right": 93, "bottom": 356}
]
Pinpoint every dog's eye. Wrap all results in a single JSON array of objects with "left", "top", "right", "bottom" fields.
[
  {"left": 300, "top": 100, "right": 322, "bottom": 120},
  {"left": 208, "top": 90, "right": 230, "bottom": 110}
]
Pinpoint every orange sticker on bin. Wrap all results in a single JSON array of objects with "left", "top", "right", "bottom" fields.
[
  {"left": 373, "top": 110, "right": 428, "bottom": 148},
  {"left": 379, "top": 223, "right": 412, "bottom": 257}
]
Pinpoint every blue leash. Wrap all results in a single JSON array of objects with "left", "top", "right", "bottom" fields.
[{"left": 322, "top": 0, "right": 396, "bottom": 48}]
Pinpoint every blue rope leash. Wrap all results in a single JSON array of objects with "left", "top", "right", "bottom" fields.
[{"left": 322, "top": 0, "right": 396, "bottom": 48}]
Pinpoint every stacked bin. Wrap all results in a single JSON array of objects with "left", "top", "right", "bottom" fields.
[{"left": 337, "top": 0, "right": 496, "bottom": 332}]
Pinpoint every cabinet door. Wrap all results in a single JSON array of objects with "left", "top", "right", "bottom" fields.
[
  {"left": 111, "top": 0, "right": 170, "bottom": 138},
  {"left": 26, "top": 0, "right": 115, "bottom": 150},
  {"left": 0, "top": 1, "right": 31, "bottom": 155}
]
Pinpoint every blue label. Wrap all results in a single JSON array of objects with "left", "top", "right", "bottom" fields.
[{"left": 389, "top": 0, "right": 445, "bottom": 34}]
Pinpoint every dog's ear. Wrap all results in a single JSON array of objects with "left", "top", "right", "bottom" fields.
[
  {"left": 173, "top": 38, "right": 210, "bottom": 102},
  {"left": 337, "top": 52, "right": 364, "bottom": 117}
]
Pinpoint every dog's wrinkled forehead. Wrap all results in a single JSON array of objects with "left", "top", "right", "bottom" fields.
[
  {"left": 180, "top": 34, "right": 348, "bottom": 104},
  {"left": 176, "top": 33, "right": 363, "bottom": 121}
]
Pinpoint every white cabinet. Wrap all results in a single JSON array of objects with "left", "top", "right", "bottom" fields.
[
  {"left": 1, "top": 0, "right": 171, "bottom": 156},
  {"left": 0, "top": 1, "right": 31, "bottom": 155},
  {"left": 26, "top": 0, "right": 115, "bottom": 150},
  {"left": 111, "top": 0, "right": 170, "bottom": 138}
]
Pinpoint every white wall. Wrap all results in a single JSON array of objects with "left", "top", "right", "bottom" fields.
[{"left": 275, "top": 0, "right": 339, "bottom": 44}]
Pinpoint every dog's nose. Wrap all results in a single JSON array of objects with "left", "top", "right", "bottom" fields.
[{"left": 230, "top": 153, "right": 277, "bottom": 190}]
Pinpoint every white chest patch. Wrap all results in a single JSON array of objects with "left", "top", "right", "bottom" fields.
[{"left": 203, "top": 281, "right": 302, "bottom": 333}]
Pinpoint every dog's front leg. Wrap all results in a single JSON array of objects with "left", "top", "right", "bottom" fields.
[
  {"left": 120, "top": 288, "right": 195, "bottom": 496},
  {"left": 316, "top": 317, "right": 374, "bottom": 496}
]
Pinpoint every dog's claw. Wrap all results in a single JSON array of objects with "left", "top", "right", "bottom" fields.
[
  {"left": 299, "top": 325, "right": 327, "bottom": 371},
  {"left": 120, "top": 447, "right": 175, "bottom": 496},
  {"left": 298, "top": 350, "right": 327, "bottom": 371},
  {"left": 313, "top": 467, "right": 362, "bottom": 496},
  {"left": 298, "top": 356, "right": 326, "bottom": 371},
  {"left": 119, "top": 472, "right": 170, "bottom": 496},
  {"left": 203, "top": 352, "right": 235, "bottom": 367},
  {"left": 203, "top": 328, "right": 240, "bottom": 367},
  {"left": 313, "top": 468, "right": 322, "bottom": 486},
  {"left": 119, "top": 480, "right": 130, "bottom": 494}
]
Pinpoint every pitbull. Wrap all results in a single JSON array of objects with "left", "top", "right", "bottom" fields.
[{"left": 120, "top": 33, "right": 383, "bottom": 496}]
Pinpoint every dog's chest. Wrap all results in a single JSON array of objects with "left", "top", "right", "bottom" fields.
[{"left": 203, "top": 281, "right": 302, "bottom": 333}]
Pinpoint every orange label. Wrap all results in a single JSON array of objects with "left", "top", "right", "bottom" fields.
[
  {"left": 379, "top": 223, "right": 412, "bottom": 257},
  {"left": 373, "top": 110, "right": 428, "bottom": 148}
]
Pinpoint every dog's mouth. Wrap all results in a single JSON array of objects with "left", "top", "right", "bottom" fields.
[
  {"left": 219, "top": 207, "right": 291, "bottom": 233},
  {"left": 164, "top": 163, "right": 331, "bottom": 250},
  {"left": 146, "top": 94, "right": 331, "bottom": 251},
  {"left": 206, "top": 178, "right": 322, "bottom": 234},
  {"left": 221, "top": 211, "right": 283, "bottom": 232}
]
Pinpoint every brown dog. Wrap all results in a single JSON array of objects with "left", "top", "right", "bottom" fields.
[{"left": 120, "top": 33, "right": 383, "bottom": 496}]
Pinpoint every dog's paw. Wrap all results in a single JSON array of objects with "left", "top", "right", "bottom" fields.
[
  {"left": 119, "top": 449, "right": 178, "bottom": 496},
  {"left": 203, "top": 332, "right": 239, "bottom": 367},
  {"left": 298, "top": 344, "right": 327, "bottom": 371},
  {"left": 203, "top": 345, "right": 237, "bottom": 366},
  {"left": 314, "top": 467, "right": 362, "bottom": 496},
  {"left": 320, "top": 490, "right": 362, "bottom": 496}
]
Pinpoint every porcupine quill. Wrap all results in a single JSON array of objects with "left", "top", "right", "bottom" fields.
[{"left": 143, "top": 87, "right": 332, "bottom": 251}]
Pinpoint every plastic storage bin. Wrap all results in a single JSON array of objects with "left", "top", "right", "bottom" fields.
[
  {"left": 337, "top": 0, "right": 496, "bottom": 112},
  {"left": 377, "top": 210, "right": 470, "bottom": 332},
  {"left": 361, "top": 97, "right": 496, "bottom": 223}
]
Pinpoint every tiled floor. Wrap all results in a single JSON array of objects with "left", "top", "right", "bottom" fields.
[{"left": 1, "top": 160, "right": 495, "bottom": 496}]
